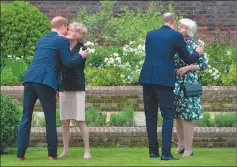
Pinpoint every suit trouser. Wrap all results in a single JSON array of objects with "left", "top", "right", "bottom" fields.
[
  {"left": 17, "top": 82, "right": 58, "bottom": 158},
  {"left": 142, "top": 84, "right": 174, "bottom": 157}
]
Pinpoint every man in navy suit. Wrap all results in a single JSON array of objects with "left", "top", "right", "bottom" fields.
[
  {"left": 139, "top": 13, "right": 204, "bottom": 160},
  {"left": 16, "top": 16, "right": 89, "bottom": 160}
]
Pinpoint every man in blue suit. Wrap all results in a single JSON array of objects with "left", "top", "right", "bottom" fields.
[
  {"left": 139, "top": 13, "right": 204, "bottom": 160},
  {"left": 16, "top": 16, "right": 89, "bottom": 160}
]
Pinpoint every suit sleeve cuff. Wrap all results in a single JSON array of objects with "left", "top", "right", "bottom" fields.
[{"left": 74, "top": 54, "right": 82, "bottom": 59}]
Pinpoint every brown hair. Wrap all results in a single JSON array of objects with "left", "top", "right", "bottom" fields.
[{"left": 50, "top": 16, "right": 68, "bottom": 29}]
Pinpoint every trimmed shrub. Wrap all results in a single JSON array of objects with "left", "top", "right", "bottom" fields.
[
  {"left": 1, "top": 67, "right": 18, "bottom": 85},
  {"left": 214, "top": 113, "right": 236, "bottom": 127},
  {"left": 85, "top": 67, "right": 123, "bottom": 86},
  {"left": 194, "top": 112, "right": 215, "bottom": 127},
  {"left": 0, "top": 94, "right": 21, "bottom": 154},
  {"left": 1, "top": 1, "right": 50, "bottom": 64},
  {"left": 85, "top": 108, "right": 107, "bottom": 127},
  {"left": 221, "top": 63, "right": 236, "bottom": 86},
  {"left": 110, "top": 105, "right": 135, "bottom": 126}
]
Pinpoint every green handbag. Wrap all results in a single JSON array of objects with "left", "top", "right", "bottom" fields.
[
  {"left": 181, "top": 77, "right": 202, "bottom": 97},
  {"left": 181, "top": 83, "right": 202, "bottom": 97}
]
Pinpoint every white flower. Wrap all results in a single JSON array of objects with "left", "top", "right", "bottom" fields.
[
  {"left": 129, "top": 41, "right": 135, "bottom": 45},
  {"left": 89, "top": 48, "right": 95, "bottom": 53},
  {"left": 115, "top": 57, "right": 121, "bottom": 64},
  {"left": 208, "top": 69, "right": 213, "bottom": 73},
  {"left": 16, "top": 57, "right": 21, "bottom": 60},
  {"left": 120, "top": 74, "right": 125, "bottom": 78},
  {"left": 84, "top": 41, "right": 95, "bottom": 46},
  {"left": 129, "top": 48, "right": 135, "bottom": 52},
  {"left": 226, "top": 50, "right": 232, "bottom": 56},
  {"left": 7, "top": 55, "right": 12, "bottom": 58},
  {"left": 112, "top": 53, "right": 119, "bottom": 57},
  {"left": 104, "top": 58, "right": 108, "bottom": 62},
  {"left": 213, "top": 76, "right": 219, "bottom": 80},
  {"left": 109, "top": 57, "right": 114, "bottom": 62}
]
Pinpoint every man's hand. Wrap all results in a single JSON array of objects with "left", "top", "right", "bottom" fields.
[
  {"left": 196, "top": 45, "right": 204, "bottom": 56},
  {"left": 79, "top": 47, "right": 89, "bottom": 59},
  {"left": 177, "top": 66, "right": 189, "bottom": 76}
]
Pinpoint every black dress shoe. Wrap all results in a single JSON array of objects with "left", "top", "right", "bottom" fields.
[
  {"left": 161, "top": 155, "right": 179, "bottom": 160},
  {"left": 149, "top": 153, "right": 160, "bottom": 158}
]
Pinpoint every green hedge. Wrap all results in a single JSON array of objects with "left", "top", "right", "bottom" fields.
[
  {"left": 0, "top": 95, "right": 21, "bottom": 154},
  {"left": 1, "top": 1, "right": 50, "bottom": 64}
]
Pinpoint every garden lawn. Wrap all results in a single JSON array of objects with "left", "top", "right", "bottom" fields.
[{"left": 1, "top": 147, "right": 236, "bottom": 166}]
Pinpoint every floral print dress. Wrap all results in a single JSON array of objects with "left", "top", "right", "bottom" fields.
[{"left": 173, "top": 38, "right": 208, "bottom": 121}]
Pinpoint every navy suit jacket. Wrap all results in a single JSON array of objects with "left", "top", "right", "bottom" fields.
[
  {"left": 24, "top": 31, "right": 84, "bottom": 91},
  {"left": 139, "top": 25, "right": 199, "bottom": 88}
]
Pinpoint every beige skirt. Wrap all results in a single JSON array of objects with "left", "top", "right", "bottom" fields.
[{"left": 59, "top": 91, "right": 85, "bottom": 121}]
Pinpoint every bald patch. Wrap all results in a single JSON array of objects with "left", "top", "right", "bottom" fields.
[
  {"left": 163, "top": 13, "right": 176, "bottom": 24},
  {"left": 50, "top": 16, "right": 68, "bottom": 29}
]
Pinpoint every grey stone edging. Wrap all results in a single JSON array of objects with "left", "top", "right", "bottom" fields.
[
  {"left": 29, "top": 127, "right": 236, "bottom": 147},
  {"left": 1, "top": 86, "right": 236, "bottom": 91},
  {"left": 1, "top": 86, "right": 236, "bottom": 113},
  {"left": 31, "top": 127, "right": 236, "bottom": 134}
]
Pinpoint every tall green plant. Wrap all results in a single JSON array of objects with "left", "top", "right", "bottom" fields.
[
  {"left": 110, "top": 105, "right": 135, "bottom": 126},
  {"left": 85, "top": 108, "right": 107, "bottom": 127},
  {"left": 4, "top": 56, "right": 28, "bottom": 81},
  {"left": 73, "top": 1, "right": 119, "bottom": 44},
  {"left": 72, "top": 1, "right": 183, "bottom": 44}
]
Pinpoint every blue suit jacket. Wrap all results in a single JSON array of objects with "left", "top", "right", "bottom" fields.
[
  {"left": 24, "top": 31, "right": 84, "bottom": 91},
  {"left": 138, "top": 26, "right": 199, "bottom": 88}
]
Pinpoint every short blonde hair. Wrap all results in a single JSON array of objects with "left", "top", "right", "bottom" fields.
[
  {"left": 179, "top": 18, "right": 198, "bottom": 38},
  {"left": 50, "top": 16, "right": 68, "bottom": 29},
  {"left": 68, "top": 22, "right": 88, "bottom": 43}
]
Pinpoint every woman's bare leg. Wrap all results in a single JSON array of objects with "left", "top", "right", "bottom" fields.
[
  {"left": 175, "top": 118, "right": 185, "bottom": 153},
  {"left": 77, "top": 121, "right": 91, "bottom": 158},
  {"left": 183, "top": 120, "right": 194, "bottom": 156}
]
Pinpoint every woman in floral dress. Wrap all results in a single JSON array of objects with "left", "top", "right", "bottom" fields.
[{"left": 173, "top": 18, "right": 208, "bottom": 157}]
